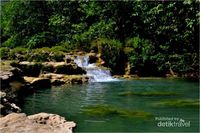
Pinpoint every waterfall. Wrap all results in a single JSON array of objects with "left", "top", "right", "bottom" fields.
[{"left": 74, "top": 56, "right": 118, "bottom": 82}]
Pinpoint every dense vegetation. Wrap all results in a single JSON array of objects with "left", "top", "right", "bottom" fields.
[{"left": 1, "top": 0, "right": 199, "bottom": 78}]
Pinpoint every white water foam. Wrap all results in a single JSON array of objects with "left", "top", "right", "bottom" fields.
[{"left": 74, "top": 56, "right": 119, "bottom": 82}]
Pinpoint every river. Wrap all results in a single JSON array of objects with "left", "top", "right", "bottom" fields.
[{"left": 22, "top": 79, "right": 199, "bottom": 132}]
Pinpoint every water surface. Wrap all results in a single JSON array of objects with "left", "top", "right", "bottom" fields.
[{"left": 22, "top": 79, "right": 199, "bottom": 132}]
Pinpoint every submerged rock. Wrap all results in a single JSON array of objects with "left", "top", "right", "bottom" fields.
[
  {"left": 118, "top": 91, "right": 178, "bottom": 96},
  {"left": 153, "top": 99, "right": 200, "bottom": 108},
  {"left": 82, "top": 104, "right": 153, "bottom": 119},
  {"left": 0, "top": 113, "right": 76, "bottom": 133}
]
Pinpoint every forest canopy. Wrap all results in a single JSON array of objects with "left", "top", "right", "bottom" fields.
[{"left": 0, "top": 0, "right": 199, "bottom": 77}]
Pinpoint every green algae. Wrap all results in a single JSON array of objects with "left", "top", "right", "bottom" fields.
[
  {"left": 153, "top": 99, "right": 200, "bottom": 108},
  {"left": 118, "top": 91, "right": 178, "bottom": 97},
  {"left": 82, "top": 104, "right": 153, "bottom": 119}
]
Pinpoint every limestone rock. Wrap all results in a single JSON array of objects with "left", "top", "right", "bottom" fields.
[
  {"left": 0, "top": 68, "right": 23, "bottom": 89},
  {"left": 0, "top": 91, "right": 21, "bottom": 115},
  {"left": 13, "top": 61, "right": 42, "bottom": 77},
  {"left": 86, "top": 52, "right": 98, "bottom": 64},
  {"left": 0, "top": 113, "right": 76, "bottom": 133},
  {"left": 24, "top": 77, "right": 51, "bottom": 88},
  {"left": 54, "top": 62, "right": 86, "bottom": 75},
  {"left": 0, "top": 91, "right": 6, "bottom": 98},
  {"left": 40, "top": 73, "right": 89, "bottom": 84}
]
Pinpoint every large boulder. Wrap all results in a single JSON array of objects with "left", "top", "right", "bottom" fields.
[
  {"left": 0, "top": 113, "right": 76, "bottom": 133},
  {"left": 11, "top": 61, "right": 42, "bottom": 77},
  {"left": 0, "top": 67, "right": 23, "bottom": 89},
  {"left": 53, "top": 62, "right": 86, "bottom": 75},
  {"left": 24, "top": 77, "right": 51, "bottom": 88}
]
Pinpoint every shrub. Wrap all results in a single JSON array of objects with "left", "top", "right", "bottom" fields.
[
  {"left": 51, "top": 42, "right": 73, "bottom": 53},
  {"left": 8, "top": 47, "right": 28, "bottom": 60},
  {"left": 91, "top": 38, "right": 124, "bottom": 74},
  {"left": 27, "top": 32, "right": 54, "bottom": 49},
  {"left": 0, "top": 47, "right": 10, "bottom": 59},
  {"left": 50, "top": 52, "right": 65, "bottom": 62},
  {"left": 2, "top": 35, "right": 18, "bottom": 48},
  {"left": 29, "top": 47, "right": 51, "bottom": 62},
  {"left": 125, "top": 36, "right": 155, "bottom": 76}
]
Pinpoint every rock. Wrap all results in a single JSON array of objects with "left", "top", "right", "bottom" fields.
[
  {"left": 87, "top": 52, "right": 98, "bottom": 64},
  {"left": 51, "top": 79, "right": 66, "bottom": 86},
  {"left": 0, "top": 113, "right": 76, "bottom": 133},
  {"left": 64, "top": 55, "right": 74, "bottom": 63},
  {"left": 0, "top": 68, "right": 23, "bottom": 89},
  {"left": 41, "top": 63, "right": 55, "bottom": 73},
  {"left": 0, "top": 94, "right": 22, "bottom": 115},
  {"left": 24, "top": 77, "right": 51, "bottom": 88},
  {"left": 123, "top": 74, "right": 139, "bottom": 79},
  {"left": 40, "top": 73, "right": 89, "bottom": 84},
  {"left": 54, "top": 62, "right": 86, "bottom": 75},
  {"left": 13, "top": 61, "right": 42, "bottom": 77},
  {"left": 10, "top": 103, "right": 21, "bottom": 112},
  {"left": 0, "top": 67, "right": 25, "bottom": 116},
  {"left": 9, "top": 81, "right": 25, "bottom": 92},
  {"left": 0, "top": 91, "right": 6, "bottom": 98},
  {"left": 0, "top": 104, "right": 5, "bottom": 110}
]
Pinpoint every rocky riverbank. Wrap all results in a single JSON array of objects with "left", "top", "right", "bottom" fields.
[
  {"left": 0, "top": 52, "right": 104, "bottom": 132},
  {"left": 0, "top": 60, "right": 90, "bottom": 115},
  {"left": 0, "top": 113, "right": 76, "bottom": 133},
  {"left": 0, "top": 63, "right": 79, "bottom": 132}
]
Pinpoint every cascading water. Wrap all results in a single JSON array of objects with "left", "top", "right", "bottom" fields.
[{"left": 74, "top": 56, "right": 118, "bottom": 82}]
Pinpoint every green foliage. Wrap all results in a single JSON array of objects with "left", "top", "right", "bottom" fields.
[
  {"left": 91, "top": 38, "right": 123, "bottom": 74},
  {"left": 30, "top": 47, "right": 65, "bottom": 62},
  {"left": 125, "top": 36, "right": 156, "bottom": 76},
  {"left": 1, "top": 1, "right": 199, "bottom": 77},
  {"left": 2, "top": 35, "right": 18, "bottom": 48},
  {"left": 8, "top": 47, "right": 28, "bottom": 61},
  {"left": 27, "top": 32, "right": 54, "bottom": 49},
  {"left": 0, "top": 47, "right": 10, "bottom": 59}
]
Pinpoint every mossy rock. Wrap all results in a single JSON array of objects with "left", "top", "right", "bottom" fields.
[
  {"left": 15, "top": 62, "right": 42, "bottom": 77},
  {"left": 82, "top": 104, "right": 153, "bottom": 119},
  {"left": 54, "top": 64, "right": 86, "bottom": 75},
  {"left": 153, "top": 99, "right": 200, "bottom": 108},
  {"left": 41, "top": 65, "right": 54, "bottom": 73},
  {"left": 118, "top": 91, "right": 178, "bottom": 97}
]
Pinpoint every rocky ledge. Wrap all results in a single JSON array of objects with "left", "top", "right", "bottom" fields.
[{"left": 0, "top": 113, "right": 76, "bottom": 133}]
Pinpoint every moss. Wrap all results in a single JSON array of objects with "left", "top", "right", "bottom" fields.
[
  {"left": 82, "top": 104, "right": 153, "bottom": 118},
  {"left": 41, "top": 65, "right": 54, "bottom": 73},
  {"left": 0, "top": 47, "right": 10, "bottom": 59},
  {"left": 0, "top": 60, "right": 13, "bottom": 71},
  {"left": 118, "top": 91, "right": 178, "bottom": 96},
  {"left": 154, "top": 99, "right": 200, "bottom": 108}
]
